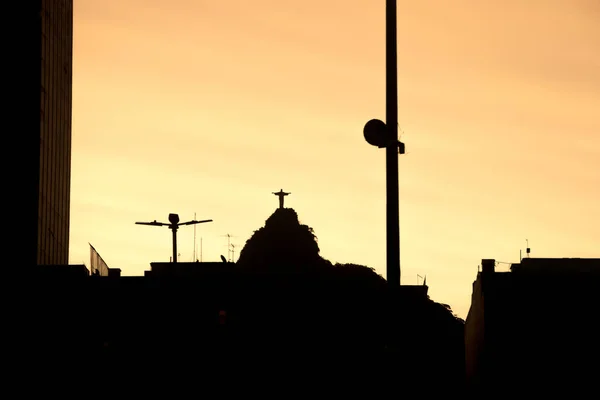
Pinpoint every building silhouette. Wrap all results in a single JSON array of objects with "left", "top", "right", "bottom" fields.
[
  {"left": 465, "top": 257, "right": 600, "bottom": 394},
  {"left": 22, "top": 261, "right": 462, "bottom": 388},
  {"left": 25, "top": 0, "right": 74, "bottom": 265}
]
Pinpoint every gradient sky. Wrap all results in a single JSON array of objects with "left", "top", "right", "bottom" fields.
[{"left": 69, "top": 0, "right": 599, "bottom": 318}]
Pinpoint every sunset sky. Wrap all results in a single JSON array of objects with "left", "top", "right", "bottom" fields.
[{"left": 69, "top": 0, "right": 599, "bottom": 318}]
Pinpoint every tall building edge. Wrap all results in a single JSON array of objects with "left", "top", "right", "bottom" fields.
[{"left": 18, "top": 0, "right": 73, "bottom": 266}]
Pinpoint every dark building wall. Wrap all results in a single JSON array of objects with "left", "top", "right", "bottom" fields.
[
  {"left": 37, "top": 0, "right": 73, "bottom": 265},
  {"left": 464, "top": 273, "right": 484, "bottom": 389},
  {"left": 465, "top": 258, "right": 600, "bottom": 393}
]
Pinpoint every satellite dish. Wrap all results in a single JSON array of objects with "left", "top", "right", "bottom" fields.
[
  {"left": 220, "top": 255, "right": 227, "bottom": 263},
  {"left": 363, "top": 119, "right": 388, "bottom": 148}
]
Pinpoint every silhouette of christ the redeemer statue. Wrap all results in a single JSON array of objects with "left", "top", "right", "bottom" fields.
[{"left": 273, "top": 189, "right": 290, "bottom": 209}]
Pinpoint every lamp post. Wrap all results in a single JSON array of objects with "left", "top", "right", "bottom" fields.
[
  {"left": 136, "top": 213, "right": 213, "bottom": 263},
  {"left": 363, "top": 0, "right": 404, "bottom": 287}
]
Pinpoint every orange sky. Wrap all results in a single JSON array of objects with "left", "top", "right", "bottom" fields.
[{"left": 69, "top": 0, "right": 599, "bottom": 318}]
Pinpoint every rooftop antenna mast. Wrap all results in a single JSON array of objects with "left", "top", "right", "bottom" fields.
[
  {"left": 221, "top": 234, "right": 236, "bottom": 261},
  {"left": 136, "top": 213, "right": 213, "bottom": 263},
  {"left": 230, "top": 243, "right": 238, "bottom": 263}
]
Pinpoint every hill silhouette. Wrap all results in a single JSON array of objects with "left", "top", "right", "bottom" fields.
[
  {"left": 236, "top": 207, "right": 331, "bottom": 271},
  {"left": 237, "top": 207, "right": 391, "bottom": 286}
]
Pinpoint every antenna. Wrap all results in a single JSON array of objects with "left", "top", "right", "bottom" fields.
[
  {"left": 526, "top": 239, "right": 530, "bottom": 258},
  {"left": 221, "top": 234, "right": 237, "bottom": 262},
  {"left": 136, "top": 213, "right": 213, "bottom": 263},
  {"left": 200, "top": 237, "right": 203, "bottom": 262},
  {"left": 230, "top": 243, "right": 238, "bottom": 263}
]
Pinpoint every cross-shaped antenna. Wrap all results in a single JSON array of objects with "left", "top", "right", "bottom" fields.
[{"left": 136, "top": 213, "right": 213, "bottom": 263}]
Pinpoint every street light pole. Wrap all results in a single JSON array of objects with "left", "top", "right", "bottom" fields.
[
  {"left": 136, "top": 213, "right": 213, "bottom": 264},
  {"left": 363, "top": 0, "right": 403, "bottom": 287},
  {"left": 385, "top": 0, "right": 400, "bottom": 287},
  {"left": 172, "top": 224, "right": 178, "bottom": 264}
]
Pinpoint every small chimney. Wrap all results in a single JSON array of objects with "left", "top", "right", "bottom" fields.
[
  {"left": 108, "top": 268, "right": 121, "bottom": 278},
  {"left": 481, "top": 259, "right": 496, "bottom": 274}
]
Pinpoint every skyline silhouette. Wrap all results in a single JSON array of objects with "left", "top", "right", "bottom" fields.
[
  {"left": 69, "top": 0, "right": 599, "bottom": 318},
  {"left": 16, "top": 1, "right": 600, "bottom": 391},
  {"left": 20, "top": 205, "right": 467, "bottom": 390}
]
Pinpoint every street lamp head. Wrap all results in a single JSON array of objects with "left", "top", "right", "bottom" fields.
[
  {"left": 168, "top": 213, "right": 180, "bottom": 225},
  {"left": 363, "top": 119, "right": 388, "bottom": 148}
]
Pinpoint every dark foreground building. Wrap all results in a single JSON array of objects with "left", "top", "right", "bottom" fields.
[
  {"left": 465, "top": 257, "right": 600, "bottom": 394},
  {"left": 15, "top": 262, "right": 464, "bottom": 392},
  {"left": 21, "top": 0, "right": 73, "bottom": 265}
]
